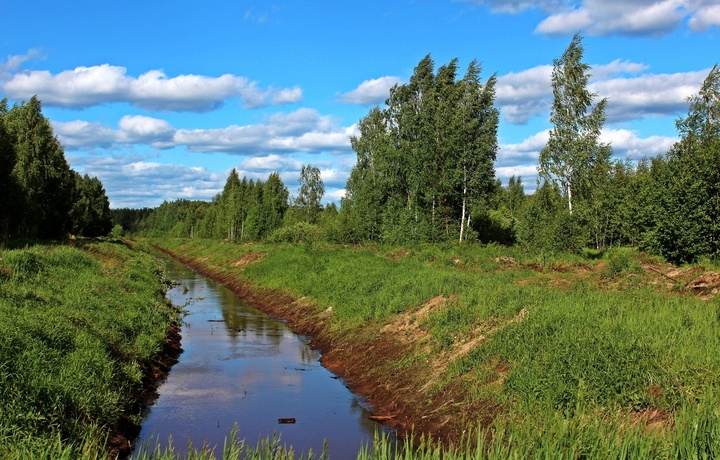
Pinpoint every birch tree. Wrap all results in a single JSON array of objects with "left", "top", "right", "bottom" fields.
[{"left": 539, "top": 34, "right": 610, "bottom": 215}]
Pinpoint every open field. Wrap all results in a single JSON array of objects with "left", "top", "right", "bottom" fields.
[
  {"left": 0, "top": 241, "right": 181, "bottom": 459},
  {"left": 150, "top": 238, "right": 720, "bottom": 458}
]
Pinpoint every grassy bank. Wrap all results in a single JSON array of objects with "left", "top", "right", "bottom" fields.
[
  {"left": 0, "top": 240, "right": 181, "bottom": 459},
  {"left": 149, "top": 238, "right": 720, "bottom": 458}
]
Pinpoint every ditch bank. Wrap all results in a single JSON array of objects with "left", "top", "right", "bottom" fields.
[
  {"left": 110, "top": 321, "right": 183, "bottom": 459},
  {"left": 151, "top": 244, "right": 490, "bottom": 446}
]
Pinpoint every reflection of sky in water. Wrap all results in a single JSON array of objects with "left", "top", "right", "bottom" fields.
[{"left": 135, "top": 256, "right": 388, "bottom": 458}]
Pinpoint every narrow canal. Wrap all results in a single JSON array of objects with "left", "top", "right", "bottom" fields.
[{"left": 134, "top": 254, "right": 387, "bottom": 458}]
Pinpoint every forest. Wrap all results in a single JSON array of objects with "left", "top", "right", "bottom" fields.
[
  {"left": 128, "top": 36, "right": 720, "bottom": 265},
  {"left": 0, "top": 97, "right": 113, "bottom": 244}
]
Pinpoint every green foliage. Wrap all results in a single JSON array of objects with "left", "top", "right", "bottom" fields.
[
  {"left": 646, "top": 65, "right": 720, "bottom": 264},
  {"left": 295, "top": 164, "right": 325, "bottom": 224},
  {"left": 0, "top": 242, "right": 178, "bottom": 457},
  {"left": 2, "top": 97, "right": 75, "bottom": 239},
  {"left": 70, "top": 172, "right": 113, "bottom": 237},
  {"left": 341, "top": 55, "right": 499, "bottom": 244},
  {"left": 602, "top": 247, "right": 643, "bottom": 279},
  {"left": 539, "top": 34, "right": 611, "bottom": 216},
  {"left": 110, "top": 224, "right": 124, "bottom": 238},
  {"left": 137, "top": 169, "right": 294, "bottom": 242},
  {"left": 0, "top": 97, "right": 113, "bottom": 242},
  {"left": 267, "top": 222, "right": 323, "bottom": 244}
]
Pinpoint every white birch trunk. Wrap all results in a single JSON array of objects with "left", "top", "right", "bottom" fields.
[{"left": 459, "top": 166, "right": 467, "bottom": 243}]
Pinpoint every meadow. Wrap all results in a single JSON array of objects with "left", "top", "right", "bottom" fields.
[
  {"left": 149, "top": 238, "right": 720, "bottom": 459},
  {"left": 0, "top": 241, "right": 181, "bottom": 459}
]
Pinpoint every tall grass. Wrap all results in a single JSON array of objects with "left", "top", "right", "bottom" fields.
[
  {"left": 0, "top": 241, "right": 179, "bottom": 458},
  {"left": 149, "top": 238, "right": 720, "bottom": 458}
]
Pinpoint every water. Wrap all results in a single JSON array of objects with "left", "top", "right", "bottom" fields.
[{"left": 134, "top": 255, "right": 387, "bottom": 458}]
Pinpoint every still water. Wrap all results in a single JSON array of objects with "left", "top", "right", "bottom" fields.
[{"left": 134, "top": 255, "right": 386, "bottom": 458}]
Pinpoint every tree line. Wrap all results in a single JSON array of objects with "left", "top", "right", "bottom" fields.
[
  {"left": 11, "top": 35, "right": 717, "bottom": 265},
  {"left": 135, "top": 36, "right": 720, "bottom": 264},
  {"left": 0, "top": 97, "right": 112, "bottom": 244},
  {"left": 132, "top": 164, "right": 333, "bottom": 242}
]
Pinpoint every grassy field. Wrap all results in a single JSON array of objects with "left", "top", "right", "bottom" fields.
[
  {"left": 150, "top": 238, "right": 720, "bottom": 459},
  {"left": 0, "top": 240, "right": 180, "bottom": 459}
]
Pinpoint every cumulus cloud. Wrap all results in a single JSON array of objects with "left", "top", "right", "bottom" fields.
[
  {"left": 0, "top": 62, "right": 302, "bottom": 111},
  {"left": 66, "top": 155, "right": 225, "bottom": 208},
  {"left": 0, "top": 49, "right": 44, "bottom": 74},
  {"left": 461, "top": 0, "right": 719, "bottom": 36},
  {"left": 600, "top": 128, "right": 677, "bottom": 159},
  {"left": 238, "top": 154, "right": 302, "bottom": 171},
  {"left": 498, "top": 130, "right": 550, "bottom": 164},
  {"left": 326, "top": 188, "right": 348, "bottom": 202},
  {"left": 495, "top": 62, "right": 703, "bottom": 124},
  {"left": 688, "top": 3, "right": 720, "bottom": 31},
  {"left": 496, "top": 65, "right": 553, "bottom": 124},
  {"left": 592, "top": 69, "right": 706, "bottom": 122},
  {"left": 338, "top": 76, "right": 402, "bottom": 105},
  {"left": 54, "top": 108, "right": 354, "bottom": 155}
]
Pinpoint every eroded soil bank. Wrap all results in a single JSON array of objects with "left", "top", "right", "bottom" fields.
[{"left": 151, "top": 244, "right": 473, "bottom": 444}]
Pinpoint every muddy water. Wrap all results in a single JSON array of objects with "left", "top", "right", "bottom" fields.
[{"left": 134, "top": 255, "right": 387, "bottom": 458}]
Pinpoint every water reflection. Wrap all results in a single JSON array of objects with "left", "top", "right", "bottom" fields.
[{"left": 134, "top": 255, "right": 387, "bottom": 458}]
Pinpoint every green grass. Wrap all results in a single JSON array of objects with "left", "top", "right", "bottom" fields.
[
  {"left": 0, "top": 241, "right": 180, "bottom": 458},
  {"left": 148, "top": 238, "right": 720, "bottom": 458}
]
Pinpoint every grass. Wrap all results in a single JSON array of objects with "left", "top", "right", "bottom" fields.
[
  {"left": 147, "top": 238, "right": 720, "bottom": 458},
  {"left": 0, "top": 240, "right": 180, "bottom": 458}
]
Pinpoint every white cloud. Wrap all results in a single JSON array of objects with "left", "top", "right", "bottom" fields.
[
  {"left": 462, "top": 0, "right": 719, "bottom": 36},
  {"left": 591, "top": 69, "right": 706, "bottom": 122},
  {"left": 117, "top": 115, "right": 175, "bottom": 145},
  {"left": 1, "top": 63, "right": 303, "bottom": 111},
  {"left": 535, "top": 0, "right": 686, "bottom": 36},
  {"left": 496, "top": 65, "right": 553, "bottom": 124},
  {"left": 326, "top": 188, "right": 348, "bottom": 202},
  {"left": 238, "top": 154, "right": 302, "bottom": 171},
  {"left": 52, "top": 120, "right": 119, "bottom": 149},
  {"left": 338, "top": 76, "right": 402, "bottom": 105},
  {"left": 688, "top": 3, "right": 720, "bottom": 31},
  {"left": 495, "top": 63, "right": 704, "bottom": 125},
  {"left": 66, "top": 155, "right": 224, "bottom": 208},
  {"left": 271, "top": 86, "right": 303, "bottom": 105},
  {"left": 0, "top": 49, "right": 44, "bottom": 74},
  {"left": 590, "top": 59, "right": 649, "bottom": 80},
  {"left": 498, "top": 130, "right": 549, "bottom": 164},
  {"left": 600, "top": 128, "right": 677, "bottom": 159},
  {"left": 55, "top": 108, "right": 354, "bottom": 156},
  {"left": 467, "top": 0, "right": 565, "bottom": 14},
  {"left": 494, "top": 127, "right": 677, "bottom": 190}
]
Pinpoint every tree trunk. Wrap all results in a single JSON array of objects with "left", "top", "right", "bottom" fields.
[{"left": 459, "top": 166, "right": 467, "bottom": 243}]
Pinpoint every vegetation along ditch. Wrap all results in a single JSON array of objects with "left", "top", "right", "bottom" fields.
[
  {"left": 0, "top": 241, "right": 182, "bottom": 459},
  {"left": 148, "top": 238, "right": 720, "bottom": 459}
]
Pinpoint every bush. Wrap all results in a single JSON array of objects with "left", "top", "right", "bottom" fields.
[
  {"left": 110, "top": 224, "right": 124, "bottom": 239},
  {"left": 266, "top": 222, "right": 323, "bottom": 244}
]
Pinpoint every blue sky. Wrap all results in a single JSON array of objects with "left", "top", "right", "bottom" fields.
[{"left": 1, "top": 0, "right": 718, "bottom": 208}]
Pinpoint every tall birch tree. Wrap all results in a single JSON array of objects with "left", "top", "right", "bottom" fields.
[{"left": 539, "top": 34, "right": 610, "bottom": 215}]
